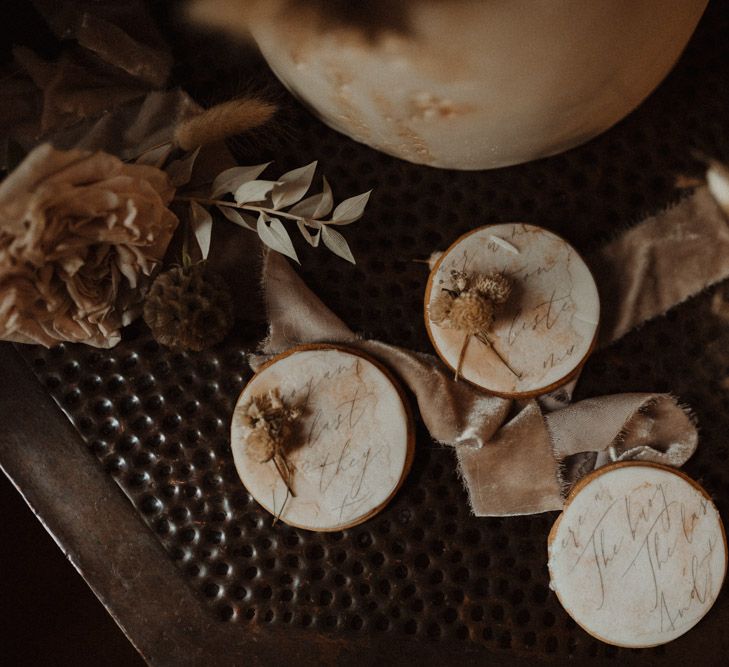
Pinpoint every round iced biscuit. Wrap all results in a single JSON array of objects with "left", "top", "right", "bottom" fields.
[
  {"left": 231, "top": 345, "right": 414, "bottom": 531},
  {"left": 548, "top": 462, "right": 727, "bottom": 648},
  {"left": 425, "top": 223, "right": 600, "bottom": 397}
]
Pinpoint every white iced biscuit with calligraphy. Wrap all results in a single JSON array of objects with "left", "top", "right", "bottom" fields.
[
  {"left": 231, "top": 347, "right": 413, "bottom": 531},
  {"left": 548, "top": 464, "right": 727, "bottom": 647},
  {"left": 426, "top": 223, "right": 599, "bottom": 396}
]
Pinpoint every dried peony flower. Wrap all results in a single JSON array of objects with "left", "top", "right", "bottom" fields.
[
  {"left": 0, "top": 144, "right": 178, "bottom": 348},
  {"left": 447, "top": 291, "right": 494, "bottom": 334}
]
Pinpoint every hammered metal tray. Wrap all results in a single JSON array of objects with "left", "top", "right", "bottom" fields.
[{"left": 11, "top": 1, "right": 729, "bottom": 663}]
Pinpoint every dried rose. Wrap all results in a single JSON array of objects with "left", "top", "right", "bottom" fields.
[{"left": 0, "top": 143, "right": 178, "bottom": 347}]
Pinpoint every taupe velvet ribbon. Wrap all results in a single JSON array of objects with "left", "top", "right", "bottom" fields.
[{"left": 254, "top": 180, "right": 729, "bottom": 516}]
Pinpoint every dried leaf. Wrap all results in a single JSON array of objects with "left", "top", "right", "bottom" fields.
[
  {"left": 297, "top": 220, "right": 321, "bottom": 247},
  {"left": 321, "top": 225, "right": 355, "bottom": 264},
  {"left": 271, "top": 161, "right": 317, "bottom": 209},
  {"left": 289, "top": 176, "right": 333, "bottom": 219},
  {"left": 234, "top": 179, "right": 278, "bottom": 204},
  {"left": 257, "top": 213, "right": 300, "bottom": 264},
  {"left": 489, "top": 235, "right": 520, "bottom": 255},
  {"left": 166, "top": 147, "right": 201, "bottom": 187},
  {"left": 329, "top": 190, "right": 371, "bottom": 225},
  {"left": 211, "top": 162, "right": 271, "bottom": 198},
  {"left": 136, "top": 142, "right": 173, "bottom": 168},
  {"left": 189, "top": 200, "right": 213, "bottom": 260},
  {"left": 217, "top": 205, "right": 256, "bottom": 231}
]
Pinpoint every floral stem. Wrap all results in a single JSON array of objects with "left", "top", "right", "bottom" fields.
[
  {"left": 272, "top": 453, "right": 296, "bottom": 498},
  {"left": 273, "top": 487, "right": 290, "bottom": 527},
  {"left": 181, "top": 218, "right": 192, "bottom": 268},
  {"left": 476, "top": 332, "right": 522, "bottom": 379},
  {"left": 175, "top": 195, "right": 305, "bottom": 223},
  {"left": 455, "top": 333, "right": 471, "bottom": 382}
]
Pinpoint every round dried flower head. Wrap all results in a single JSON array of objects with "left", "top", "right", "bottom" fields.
[
  {"left": 447, "top": 290, "right": 494, "bottom": 334},
  {"left": 246, "top": 426, "right": 276, "bottom": 463},
  {"left": 429, "top": 291, "right": 455, "bottom": 325},
  {"left": 239, "top": 388, "right": 302, "bottom": 461},
  {"left": 474, "top": 272, "right": 512, "bottom": 305},
  {"left": 143, "top": 262, "right": 233, "bottom": 352}
]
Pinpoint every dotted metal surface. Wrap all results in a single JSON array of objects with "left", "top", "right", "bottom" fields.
[{"left": 16, "top": 0, "right": 729, "bottom": 661}]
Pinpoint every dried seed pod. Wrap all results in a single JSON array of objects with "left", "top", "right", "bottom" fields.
[{"left": 143, "top": 263, "right": 233, "bottom": 352}]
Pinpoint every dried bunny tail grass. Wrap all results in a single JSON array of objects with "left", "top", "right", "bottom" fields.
[{"left": 174, "top": 97, "right": 277, "bottom": 150}]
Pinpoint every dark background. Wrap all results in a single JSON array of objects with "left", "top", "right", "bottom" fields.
[{"left": 0, "top": 476, "right": 143, "bottom": 666}]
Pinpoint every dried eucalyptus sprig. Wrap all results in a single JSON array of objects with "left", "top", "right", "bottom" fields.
[
  {"left": 430, "top": 269, "right": 520, "bottom": 381},
  {"left": 239, "top": 388, "right": 302, "bottom": 514},
  {"left": 177, "top": 161, "right": 369, "bottom": 265},
  {"left": 133, "top": 97, "right": 368, "bottom": 265}
]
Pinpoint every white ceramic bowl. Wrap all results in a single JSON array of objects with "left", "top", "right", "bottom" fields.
[{"left": 248, "top": 0, "right": 707, "bottom": 169}]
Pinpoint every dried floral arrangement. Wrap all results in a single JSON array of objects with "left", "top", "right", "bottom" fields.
[
  {"left": 0, "top": 94, "right": 371, "bottom": 350},
  {"left": 238, "top": 388, "right": 302, "bottom": 520},
  {"left": 178, "top": 157, "right": 370, "bottom": 266},
  {"left": 429, "top": 269, "right": 518, "bottom": 380}
]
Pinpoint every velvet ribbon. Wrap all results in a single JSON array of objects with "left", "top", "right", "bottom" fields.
[{"left": 253, "top": 179, "right": 729, "bottom": 515}]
